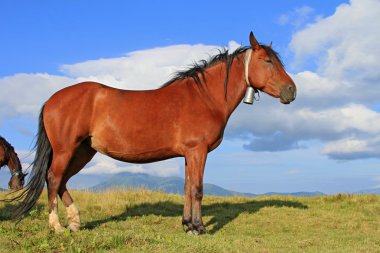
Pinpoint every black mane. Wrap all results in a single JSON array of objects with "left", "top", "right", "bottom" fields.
[
  {"left": 161, "top": 44, "right": 283, "bottom": 97},
  {"left": 161, "top": 46, "right": 249, "bottom": 97}
]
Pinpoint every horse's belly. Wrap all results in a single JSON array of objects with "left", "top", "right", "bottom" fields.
[
  {"left": 90, "top": 136, "right": 180, "bottom": 163},
  {"left": 110, "top": 149, "right": 179, "bottom": 163}
]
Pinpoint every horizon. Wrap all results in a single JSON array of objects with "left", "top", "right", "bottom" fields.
[{"left": 1, "top": 0, "right": 380, "bottom": 194}]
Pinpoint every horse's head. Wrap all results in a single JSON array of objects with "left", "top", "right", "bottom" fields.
[
  {"left": 8, "top": 170, "right": 27, "bottom": 191},
  {"left": 245, "top": 32, "right": 296, "bottom": 104},
  {"left": 0, "top": 138, "right": 26, "bottom": 191}
]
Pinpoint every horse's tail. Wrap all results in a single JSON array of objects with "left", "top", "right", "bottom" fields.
[{"left": 12, "top": 105, "right": 52, "bottom": 221}]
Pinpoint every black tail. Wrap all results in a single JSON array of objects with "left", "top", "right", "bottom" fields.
[{"left": 12, "top": 105, "right": 52, "bottom": 221}]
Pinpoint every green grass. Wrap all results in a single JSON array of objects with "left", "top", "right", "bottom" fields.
[{"left": 1, "top": 190, "right": 380, "bottom": 252}]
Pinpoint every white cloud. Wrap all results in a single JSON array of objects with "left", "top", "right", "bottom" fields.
[
  {"left": 60, "top": 44, "right": 223, "bottom": 90},
  {"left": 80, "top": 154, "right": 181, "bottom": 177},
  {"left": 371, "top": 176, "right": 380, "bottom": 189},
  {"left": 294, "top": 104, "right": 380, "bottom": 135},
  {"left": 287, "top": 169, "right": 302, "bottom": 175},
  {"left": 82, "top": 158, "right": 145, "bottom": 175},
  {"left": 228, "top": 102, "right": 380, "bottom": 154},
  {"left": 278, "top": 5, "right": 315, "bottom": 27},
  {"left": 0, "top": 74, "right": 73, "bottom": 119},
  {"left": 291, "top": 71, "right": 351, "bottom": 103},
  {"left": 241, "top": 0, "right": 380, "bottom": 160},
  {"left": 322, "top": 139, "right": 371, "bottom": 155},
  {"left": 322, "top": 137, "right": 380, "bottom": 160},
  {"left": 290, "top": 0, "right": 380, "bottom": 81}
]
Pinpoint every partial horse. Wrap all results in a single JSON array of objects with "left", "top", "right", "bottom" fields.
[
  {"left": 14, "top": 32, "right": 296, "bottom": 234},
  {"left": 0, "top": 136, "right": 26, "bottom": 191}
]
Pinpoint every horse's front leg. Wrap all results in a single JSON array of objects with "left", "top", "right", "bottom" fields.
[
  {"left": 183, "top": 145, "right": 207, "bottom": 235},
  {"left": 182, "top": 161, "right": 193, "bottom": 232}
]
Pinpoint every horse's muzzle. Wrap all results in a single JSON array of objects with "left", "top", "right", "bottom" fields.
[{"left": 280, "top": 84, "right": 297, "bottom": 104}]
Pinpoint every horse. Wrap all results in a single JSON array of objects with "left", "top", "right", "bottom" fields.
[
  {"left": 13, "top": 32, "right": 296, "bottom": 234},
  {"left": 0, "top": 136, "right": 26, "bottom": 191}
]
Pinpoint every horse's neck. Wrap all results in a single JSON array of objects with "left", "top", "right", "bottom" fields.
[
  {"left": 200, "top": 54, "right": 246, "bottom": 119},
  {"left": 4, "top": 147, "right": 21, "bottom": 174},
  {"left": 0, "top": 147, "right": 5, "bottom": 167},
  {"left": 225, "top": 54, "right": 249, "bottom": 116}
]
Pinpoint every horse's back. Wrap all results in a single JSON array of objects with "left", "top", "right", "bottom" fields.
[{"left": 47, "top": 81, "right": 105, "bottom": 102}]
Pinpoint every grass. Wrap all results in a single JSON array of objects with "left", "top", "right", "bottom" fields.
[{"left": 1, "top": 189, "right": 380, "bottom": 252}]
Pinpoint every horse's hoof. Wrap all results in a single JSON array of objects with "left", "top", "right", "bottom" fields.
[
  {"left": 183, "top": 220, "right": 206, "bottom": 235},
  {"left": 186, "top": 229, "right": 206, "bottom": 235},
  {"left": 185, "top": 226, "right": 206, "bottom": 235},
  {"left": 182, "top": 223, "right": 193, "bottom": 233},
  {"left": 51, "top": 225, "right": 66, "bottom": 233},
  {"left": 68, "top": 224, "right": 80, "bottom": 232},
  {"left": 195, "top": 226, "right": 206, "bottom": 235},
  {"left": 186, "top": 229, "right": 201, "bottom": 235},
  {"left": 187, "top": 230, "right": 196, "bottom": 235}
]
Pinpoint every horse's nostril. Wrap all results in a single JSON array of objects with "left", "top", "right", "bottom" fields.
[{"left": 288, "top": 85, "right": 296, "bottom": 99}]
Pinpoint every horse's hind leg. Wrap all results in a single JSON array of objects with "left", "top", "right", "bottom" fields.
[
  {"left": 47, "top": 151, "right": 73, "bottom": 232},
  {"left": 58, "top": 183, "right": 79, "bottom": 231},
  {"left": 59, "top": 142, "right": 96, "bottom": 231}
]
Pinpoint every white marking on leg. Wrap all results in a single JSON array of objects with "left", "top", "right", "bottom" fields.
[
  {"left": 48, "top": 199, "right": 65, "bottom": 232},
  {"left": 66, "top": 203, "right": 80, "bottom": 232}
]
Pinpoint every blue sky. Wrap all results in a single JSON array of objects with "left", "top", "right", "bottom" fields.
[
  {"left": 1, "top": 0, "right": 380, "bottom": 194},
  {"left": 0, "top": 1, "right": 343, "bottom": 76}
]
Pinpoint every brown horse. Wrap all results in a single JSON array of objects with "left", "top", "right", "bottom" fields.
[
  {"left": 0, "top": 136, "right": 26, "bottom": 191},
  {"left": 14, "top": 32, "right": 296, "bottom": 234}
]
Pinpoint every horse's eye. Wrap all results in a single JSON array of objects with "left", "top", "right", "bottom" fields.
[{"left": 261, "top": 58, "right": 272, "bottom": 64}]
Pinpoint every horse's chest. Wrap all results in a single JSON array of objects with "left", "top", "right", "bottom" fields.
[{"left": 0, "top": 149, "right": 5, "bottom": 166}]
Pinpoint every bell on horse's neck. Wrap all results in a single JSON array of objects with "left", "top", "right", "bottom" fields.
[{"left": 243, "top": 86, "right": 255, "bottom": 104}]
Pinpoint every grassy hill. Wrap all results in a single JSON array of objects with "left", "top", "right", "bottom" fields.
[{"left": 1, "top": 190, "right": 380, "bottom": 252}]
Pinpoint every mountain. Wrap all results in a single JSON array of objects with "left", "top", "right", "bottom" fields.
[
  {"left": 90, "top": 172, "right": 324, "bottom": 197},
  {"left": 90, "top": 172, "right": 256, "bottom": 197},
  {"left": 355, "top": 188, "right": 380, "bottom": 194},
  {"left": 261, "top": 191, "right": 325, "bottom": 197}
]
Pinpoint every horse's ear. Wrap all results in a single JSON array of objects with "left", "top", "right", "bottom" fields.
[
  {"left": 249, "top": 31, "right": 260, "bottom": 50},
  {"left": 269, "top": 41, "right": 273, "bottom": 48}
]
